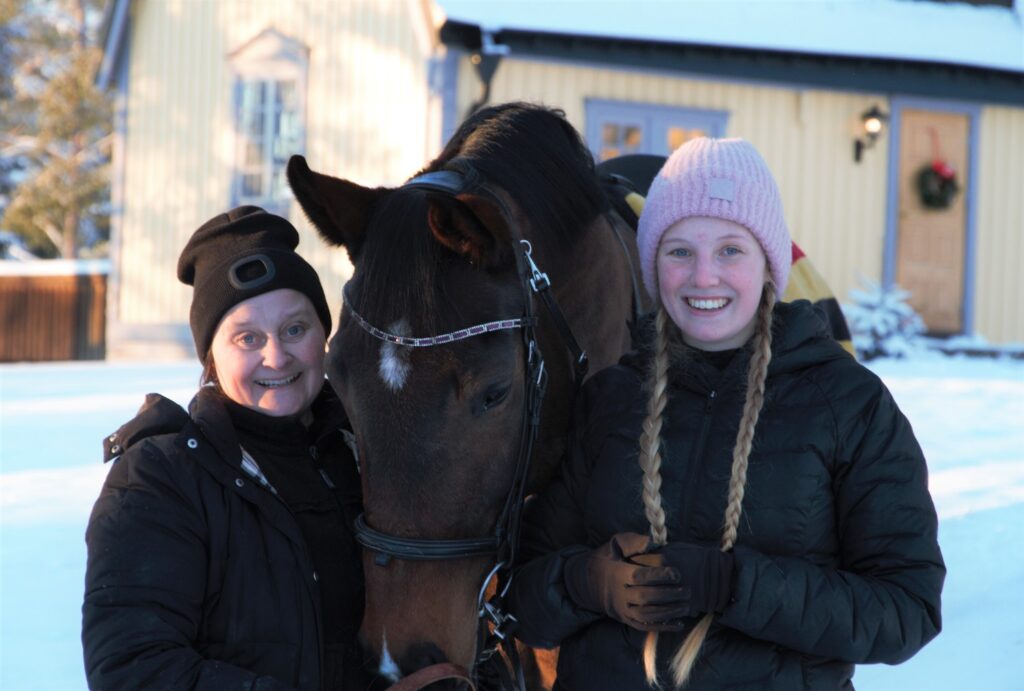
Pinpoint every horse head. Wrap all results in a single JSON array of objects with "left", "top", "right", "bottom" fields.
[{"left": 288, "top": 103, "right": 639, "bottom": 685}]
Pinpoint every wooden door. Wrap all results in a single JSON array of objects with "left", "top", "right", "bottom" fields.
[{"left": 896, "top": 109, "right": 969, "bottom": 334}]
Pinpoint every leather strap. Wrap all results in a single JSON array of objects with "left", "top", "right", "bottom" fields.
[{"left": 386, "top": 662, "right": 475, "bottom": 691}]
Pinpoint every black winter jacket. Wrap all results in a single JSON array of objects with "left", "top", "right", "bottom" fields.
[
  {"left": 82, "top": 384, "right": 365, "bottom": 691},
  {"left": 509, "top": 300, "right": 944, "bottom": 690}
]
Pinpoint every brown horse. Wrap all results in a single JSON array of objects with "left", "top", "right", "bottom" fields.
[{"left": 288, "top": 103, "right": 643, "bottom": 687}]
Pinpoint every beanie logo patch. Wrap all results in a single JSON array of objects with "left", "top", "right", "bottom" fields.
[
  {"left": 708, "top": 178, "right": 735, "bottom": 202},
  {"left": 228, "top": 254, "right": 276, "bottom": 290}
]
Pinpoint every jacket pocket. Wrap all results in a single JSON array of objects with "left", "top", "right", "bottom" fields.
[{"left": 199, "top": 640, "right": 301, "bottom": 683}]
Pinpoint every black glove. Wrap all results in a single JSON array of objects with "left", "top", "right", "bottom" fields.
[
  {"left": 632, "top": 542, "right": 735, "bottom": 617},
  {"left": 563, "top": 532, "right": 689, "bottom": 631}
]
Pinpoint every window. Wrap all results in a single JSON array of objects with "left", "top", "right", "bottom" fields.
[
  {"left": 586, "top": 99, "right": 729, "bottom": 161},
  {"left": 229, "top": 29, "right": 308, "bottom": 214}
]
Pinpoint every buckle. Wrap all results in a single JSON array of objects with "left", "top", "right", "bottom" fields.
[
  {"left": 482, "top": 598, "right": 519, "bottom": 642},
  {"left": 519, "top": 240, "right": 550, "bottom": 292}
]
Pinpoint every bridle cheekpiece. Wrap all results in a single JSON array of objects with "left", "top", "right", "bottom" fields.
[{"left": 348, "top": 166, "right": 588, "bottom": 691}]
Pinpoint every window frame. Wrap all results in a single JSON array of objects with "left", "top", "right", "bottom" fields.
[
  {"left": 228, "top": 29, "right": 309, "bottom": 215},
  {"left": 585, "top": 98, "right": 730, "bottom": 160}
]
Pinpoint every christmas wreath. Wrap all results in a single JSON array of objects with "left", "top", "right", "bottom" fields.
[{"left": 917, "top": 159, "right": 959, "bottom": 209}]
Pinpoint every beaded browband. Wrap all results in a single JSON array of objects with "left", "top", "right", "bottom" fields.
[{"left": 342, "top": 288, "right": 537, "bottom": 348}]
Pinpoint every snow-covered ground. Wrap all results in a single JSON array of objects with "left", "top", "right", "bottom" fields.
[{"left": 1, "top": 354, "right": 1022, "bottom": 690}]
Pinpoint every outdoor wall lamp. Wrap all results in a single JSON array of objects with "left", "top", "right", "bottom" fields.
[{"left": 854, "top": 105, "right": 889, "bottom": 163}]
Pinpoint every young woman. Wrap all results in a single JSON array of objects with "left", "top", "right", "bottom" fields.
[
  {"left": 82, "top": 207, "right": 369, "bottom": 690},
  {"left": 509, "top": 138, "right": 945, "bottom": 689}
]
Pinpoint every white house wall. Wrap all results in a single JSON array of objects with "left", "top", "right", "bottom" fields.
[{"left": 112, "top": 0, "right": 437, "bottom": 357}]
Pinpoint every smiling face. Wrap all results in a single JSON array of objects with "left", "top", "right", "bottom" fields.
[
  {"left": 657, "top": 216, "right": 768, "bottom": 352},
  {"left": 209, "top": 288, "right": 327, "bottom": 417}
]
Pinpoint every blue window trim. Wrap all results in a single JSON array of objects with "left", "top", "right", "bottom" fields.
[
  {"left": 884, "top": 96, "right": 981, "bottom": 335},
  {"left": 228, "top": 29, "right": 309, "bottom": 214},
  {"left": 585, "top": 98, "right": 730, "bottom": 159},
  {"left": 231, "top": 79, "right": 302, "bottom": 215},
  {"left": 434, "top": 49, "right": 461, "bottom": 147}
]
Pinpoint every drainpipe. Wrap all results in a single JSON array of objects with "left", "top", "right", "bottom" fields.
[{"left": 466, "top": 30, "right": 508, "bottom": 118}]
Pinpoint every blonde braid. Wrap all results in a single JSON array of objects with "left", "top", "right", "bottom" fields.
[
  {"left": 668, "top": 284, "right": 776, "bottom": 688},
  {"left": 638, "top": 307, "right": 672, "bottom": 686},
  {"left": 640, "top": 307, "right": 672, "bottom": 545}
]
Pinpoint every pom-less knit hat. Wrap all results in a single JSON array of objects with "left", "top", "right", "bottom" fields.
[
  {"left": 177, "top": 206, "right": 332, "bottom": 359},
  {"left": 637, "top": 137, "right": 791, "bottom": 300}
]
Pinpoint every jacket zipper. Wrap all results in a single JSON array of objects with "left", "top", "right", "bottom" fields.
[
  {"left": 241, "top": 442, "right": 337, "bottom": 687},
  {"left": 678, "top": 388, "right": 717, "bottom": 540}
]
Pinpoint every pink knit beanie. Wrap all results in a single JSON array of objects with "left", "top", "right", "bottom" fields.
[{"left": 637, "top": 137, "right": 791, "bottom": 300}]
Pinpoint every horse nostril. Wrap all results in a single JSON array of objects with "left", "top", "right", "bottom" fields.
[
  {"left": 427, "top": 681, "right": 471, "bottom": 691},
  {"left": 398, "top": 642, "right": 477, "bottom": 689},
  {"left": 403, "top": 641, "right": 449, "bottom": 671}
]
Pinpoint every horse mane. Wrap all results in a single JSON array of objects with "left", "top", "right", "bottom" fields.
[
  {"left": 351, "top": 191, "right": 473, "bottom": 339},
  {"left": 354, "top": 102, "right": 607, "bottom": 335},
  {"left": 431, "top": 102, "right": 608, "bottom": 250}
]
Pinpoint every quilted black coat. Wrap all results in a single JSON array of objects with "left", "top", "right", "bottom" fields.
[
  {"left": 509, "top": 300, "right": 945, "bottom": 690},
  {"left": 82, "top": 385, "right": 365, "bottom": 690}
]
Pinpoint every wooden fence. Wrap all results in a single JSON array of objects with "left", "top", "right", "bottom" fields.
[{"left": 0, "top": 260, "right": 109, "bottom": 362}]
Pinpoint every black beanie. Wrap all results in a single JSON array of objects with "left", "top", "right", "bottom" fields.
[{"left": 177, "top": 206, "right": 332, "bottom": 359}]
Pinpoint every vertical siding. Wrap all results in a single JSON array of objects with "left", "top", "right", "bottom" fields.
[
  {"left": 459, "top": 57, "right": 891, "bottom": 312},
  {"left": 118, "top": 0, "right": 432, "bottom": 341},
  {"left": 975, "top": 106, "right": 1024, "bottom": 344}
]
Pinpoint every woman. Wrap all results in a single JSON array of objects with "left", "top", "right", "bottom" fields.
[
  {"left": 509, "top": 139, "right": 945, "bottom": 689},
  {"left": 82, "top": 207, "right": 368, "bottom": 690}
]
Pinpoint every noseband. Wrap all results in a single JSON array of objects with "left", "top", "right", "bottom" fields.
[{"left": 349, "top": 168, "right": 589, "bottom": 690}]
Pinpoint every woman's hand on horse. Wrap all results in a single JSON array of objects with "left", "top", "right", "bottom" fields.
[{"left": 562, "top": 532, "right": 692, "bottom": 631}]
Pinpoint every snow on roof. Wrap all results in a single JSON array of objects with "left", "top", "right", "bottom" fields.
[{"left": 436, "top": 0, "right": 1024, "bottom": 75}]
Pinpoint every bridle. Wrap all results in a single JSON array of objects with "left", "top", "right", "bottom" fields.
[{"left": 348, "top": 167, "right": 589, "bottom": 690}]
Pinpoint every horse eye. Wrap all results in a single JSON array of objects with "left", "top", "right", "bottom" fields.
[{"left": 474, "top": 383, "right": 511, "bottom": 415}]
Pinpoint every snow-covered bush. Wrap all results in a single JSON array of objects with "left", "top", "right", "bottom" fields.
[{"left": 842, "top": 277, "right": 925, "bottom": 360}]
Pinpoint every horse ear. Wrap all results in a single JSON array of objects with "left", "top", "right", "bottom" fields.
[
  {"left": 286, "top": 155, "right": 387, "bottom": 260},
  {"left": 426, "top": 193, "right": 514, "bottom": 270}
]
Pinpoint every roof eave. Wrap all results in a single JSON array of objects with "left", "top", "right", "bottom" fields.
[
  {"left": 96, "top": 0, "right": 130, "bottom": 90},
  {"left": 440, "top": 20, "right": 1024, "bottom": 107}
]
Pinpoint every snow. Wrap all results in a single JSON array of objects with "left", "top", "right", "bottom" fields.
[
  {"left": 843, "top": 278, "right": 927, "bottom": 361},
  {"left": 436, "top": 0, "right": 1024, "bottom": 75},
  {"left": 2, "top": 353, "right": 1023, "bottom": 690}
]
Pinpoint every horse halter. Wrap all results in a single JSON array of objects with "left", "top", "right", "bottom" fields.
[{"left": 348, "top": 167, "right": 589, "bottom": 690}]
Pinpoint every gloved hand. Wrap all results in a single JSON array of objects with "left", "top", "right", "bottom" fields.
[
  {"left": 631, "top": 542, "right": 735, "bottom": 617},
  {"left": 563, "top": 532, "right": 689, "bottom": 631}
]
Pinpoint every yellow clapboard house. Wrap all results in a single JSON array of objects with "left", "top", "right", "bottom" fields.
[{"left": 98, "top": 0, "right": 1024, "bottom": 357}]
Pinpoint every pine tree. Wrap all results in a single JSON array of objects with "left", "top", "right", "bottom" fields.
[{"left": 0, "top": 0, "right": 111, "bottom": 259}]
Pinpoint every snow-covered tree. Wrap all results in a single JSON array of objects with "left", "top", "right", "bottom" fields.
[{"left": 842, "top": 277, "right": 926, "bottom": 360}]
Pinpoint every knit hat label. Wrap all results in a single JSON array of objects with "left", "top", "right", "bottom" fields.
[
  {"left": 228, "top": 255, "right": 276, "bottom": 290},
  {"left": 708, "top": 178, "right": 735, "bottom": 202}
]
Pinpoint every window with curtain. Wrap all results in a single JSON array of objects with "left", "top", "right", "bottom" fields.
[
  {"left": 586, "top": 99, "right": 729, "bottom": 161},
  {"left": 229, "top": 29, "right": 308, "bottom": 215}
]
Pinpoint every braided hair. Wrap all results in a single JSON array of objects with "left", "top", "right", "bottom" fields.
[{"left": 639, "top": 282, "right": 777, "bottom": 687}]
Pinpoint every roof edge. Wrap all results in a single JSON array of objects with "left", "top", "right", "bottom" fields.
[
  {"left": 439, "top": 20, "right": 1024, "bottom": 107},
  {"left": 96, "top": 0, "right": 130, "bottom": 90}
]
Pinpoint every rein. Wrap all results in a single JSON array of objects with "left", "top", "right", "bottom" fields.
[
  {"left": 350, "top": 167, "right": 589, "bottom": 690},
  {"left": 385, "top": 662, "right": 476, "bottom": 691}
]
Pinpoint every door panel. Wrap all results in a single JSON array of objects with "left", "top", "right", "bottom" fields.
[{"left": 896, "top": 109, "right": 969, "bottom": 334}]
